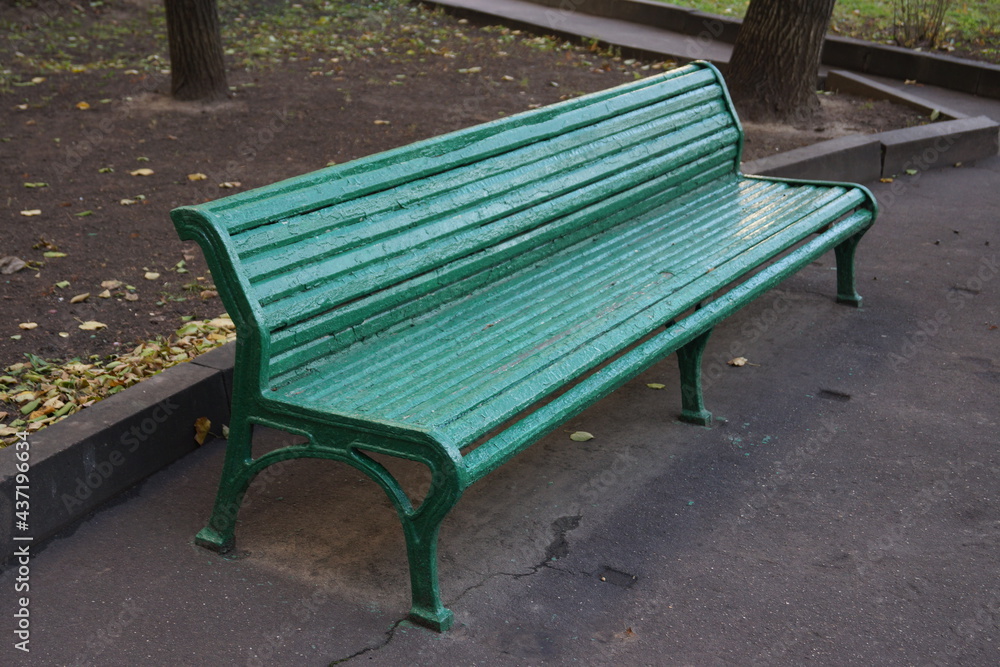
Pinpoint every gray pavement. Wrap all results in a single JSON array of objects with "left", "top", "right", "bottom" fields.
[{"left": 2, "top": 151, "right": 998, "bottom": 665}]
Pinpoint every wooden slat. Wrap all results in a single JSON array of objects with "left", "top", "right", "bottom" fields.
[
  {"left": 251, "top": 107, "right": 734, "bottom": 325},
  {"left": 274, "top": 181, "right": 867, "bottom": 444},
  {"left": 265, "top": 145, "right": 740, "bottom": 381},
  {"left": 206, "top": 65, "right": 720, "bottom": 234},
  {"left": 231, "top": 83, "right": 725, "bottom": 260},
  {"left": 460, "top": 208, "right": 875, "bottom": 481}
]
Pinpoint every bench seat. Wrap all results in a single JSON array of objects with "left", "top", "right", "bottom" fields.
[{"left": 269, "top": 175, "right": 868, "bottom": 467}]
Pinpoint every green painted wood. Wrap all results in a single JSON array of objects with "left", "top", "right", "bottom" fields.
[{"left": 170, "top": 60, "right": 878, "bottom": 632}]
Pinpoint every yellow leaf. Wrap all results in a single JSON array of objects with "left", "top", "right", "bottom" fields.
[
  {"left": 728, "top": 357, "right": 748, "bottom": 367},
  {"left": 75, "top": 101, "right": 90, "bottom": 110},
  {"left": 101, "top": 280, "right": 122, "bottom": 289},
  {"left": 646, "top": 383, "right": 666, "bottom": 390},
  {"left": 19, "top": 322, "right": 38, "bottom": 330},
  {"left": 194, "top": 416, "right": 211, "bottom": 445},
  {"left": 20, "top": 209, "right": 42, "bottom": 217},
  {"left": 569, "top": 431, "right": 594, "bottom": 442},
  {"left": 187, "top": 172, "right": 208, "bottom": 181},
  {"left": 78, "top": 321, "right": 107, "bottom": 331},
  {"left": 144, "top": 272, "right": 160, "bottom": 280},
  {"left": 218, "top": 181, "right": 241, "bottom": 188},
  {"left": 880, "top": 178, "right": 894, "bottom": 183},
  {"left": 70, "top": 292, "right": 90, "bottom": 304},
  {"left": 97, "top": 290, "right": 112, "bottom": 298},
  {"left": 373, "top": 119, "right": 390, "bottom": 125},
  {"left": 58, "top": 332, "right": 70, "bottom": 338},
  {"left": 130, "top": 168, "right": 154, "bottom": 176}
]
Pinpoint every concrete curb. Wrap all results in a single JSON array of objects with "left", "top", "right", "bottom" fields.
[
  {"left": 0, "top": 346, "right": 233, "bottom": 563},
  {"left": 742, "top": 115, "right": 1000, "bottom": 181}
]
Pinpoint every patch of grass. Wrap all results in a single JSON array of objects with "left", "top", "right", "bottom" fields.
[{"left": 657, "top": 0, "right": 999, "bottom": 63}]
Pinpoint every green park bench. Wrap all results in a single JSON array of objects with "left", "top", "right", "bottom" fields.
[{"left": 171, "top": 61, "right": 877, "bottom": 632}]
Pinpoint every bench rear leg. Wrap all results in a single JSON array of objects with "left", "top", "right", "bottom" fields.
[
  {"left": 835, "top": 233, "right": 865, "bottom": 307},
  {"left": 677, "top": 328, "right": 713, "bottom": 426},
  {"left": 194, "top": 416, "right": 254, "bottom": 553}
]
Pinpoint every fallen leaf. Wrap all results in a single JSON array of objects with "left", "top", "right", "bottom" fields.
[
  {"left": 23, "top": 182, "right": 48, "bottom": 188},
  {"left": 31, "top": 77, "right": 45, "bottom": 84},
  {"left": 58, "top": 332, "right": 70, "bottom": 338},
  {"left": 218, "top": 181, "right": 241, "bottom": 188},
  {"left": 880, "top": 177, "right": 894, "bottom": 183},
  {"left": 569, "top": 431, "right": 594, "bottom": 442},
  {"left": 194, "top": 416, "right": 211, "bottom": 445},
  {"left": 55, "top": 280, "right": 70, "bottom": 288},
  {"left": 70, "top": 292, "right": 90, "bottom": 304},
  {"left": 373, "top": 119, "right": 390, "bottom": 125},
  {"left": 19, "top": 322, "right": 38, "bottom": 330},
  {"left": 728, "top": 357, "right": 748, "bottom": 367},
  {"left": 187, "top": 172, "right": 208, "bottom": 181},
  {"left": 904, "top": 79, "right": 917, "bottom": 85},
  {"left": 20, "top": 209, "right": 42, "bottom": 216},
  {"left": 130, "top": 168, "right": 154, "bottom": 176},
  {"left": 905, "top": 168, "right": 918, "bottom": 176},
  {"left": 120, "top": 198, "right": 138, "bottom": 206},
  {"left": 646, "top": 383, "right": 666, "bottom": 390},
  {"left": 101, "top": 280, "right": 123, "bottom": 289},
  {"left": 929, "top": 109, "right": 941, "bottom": 121},
  {"left": 75, "top": 210, "right": 94, "bottom": 217},
  {"left": 75, "top": 101, "right": 91, "bottom": 110},
  {"left": 0, "top": 256, "right": 28, "bottom": 274},
  {"left": 44, "top": 251, "right": 67, "bottom": 258},
  {"left": 200, "top": 290, "right": 218, "bottom": 299},
  {"left": 98, "top": 290, "right": 112, "bottom": 298},
  {"left": 124, "top": 292, "right": 139, "bottom": 301},
  {"left": 144, "top": 272, "right": 160, "bottom": 280},
  {"left": 222, "top": 424, "right": 230, "bottom": 439},
  {"left": 78, "top": 321, "right": 107, "bottom": 331}
]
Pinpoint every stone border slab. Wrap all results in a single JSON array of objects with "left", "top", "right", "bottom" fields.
[
  {"left": 0, "top": 355, "right": 232, "bottom": 563},
  {"left": 825, "top": 70, "right": 968, "bottom": 121},
  {"left": 879, "top": 116, "right": 1000, "bottom": 177},
  {"left": 741, "top": 134, "right": 883, "bottom": 183}
]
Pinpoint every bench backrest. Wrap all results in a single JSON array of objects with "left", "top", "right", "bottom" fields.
[{"left": 171, "top": 62, "right": 743, "bottom": 390}]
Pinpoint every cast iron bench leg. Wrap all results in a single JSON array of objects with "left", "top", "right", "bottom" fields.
[
  {"left": 194, "top": 414, "right": 254, "bottom": 553},
  {"left": 835, "top": 232, "right": 865, "bottom": 307},
  {"left": 400, "top": 469, "right": 461, "bottom": 631},
  {"left": 677, "top": 328, "right": 714, "bottom": 426}
]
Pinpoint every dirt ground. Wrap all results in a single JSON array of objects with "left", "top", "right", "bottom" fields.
[{"left": 1, "top": 0, "right": 925, "bottom": 422}]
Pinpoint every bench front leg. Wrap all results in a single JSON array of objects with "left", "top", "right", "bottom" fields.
[
  {"left": 834, "top": 232, "right": 865, "bottom": 307},
  {"left": 194, "top": 413, "right": 254, "bottom": 553},
  {"left": 677, "top": 328, "right": 713, "bottom": 426}
]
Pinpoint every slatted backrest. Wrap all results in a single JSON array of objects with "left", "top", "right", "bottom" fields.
[{"left": 171, "top": 62, "right": 744, "bottom": 388}]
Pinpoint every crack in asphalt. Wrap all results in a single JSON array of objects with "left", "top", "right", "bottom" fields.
[
  {"left": 329, "top": 514, "right": 584, "bottom": 663},
  {"left": 328, "top": 618, "right": 403, "bottom": 665}
]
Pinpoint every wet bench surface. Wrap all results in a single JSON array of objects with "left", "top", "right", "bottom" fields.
[{"left": 171, "top": 61, "right": 877, "bottom": 631}]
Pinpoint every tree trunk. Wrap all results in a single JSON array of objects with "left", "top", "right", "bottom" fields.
[
  {"left": 164, "top": 0, "right": 228, "bottom": 102},
  {"left": 726, "top": 0, "right": 836, "bottom": 123}
]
